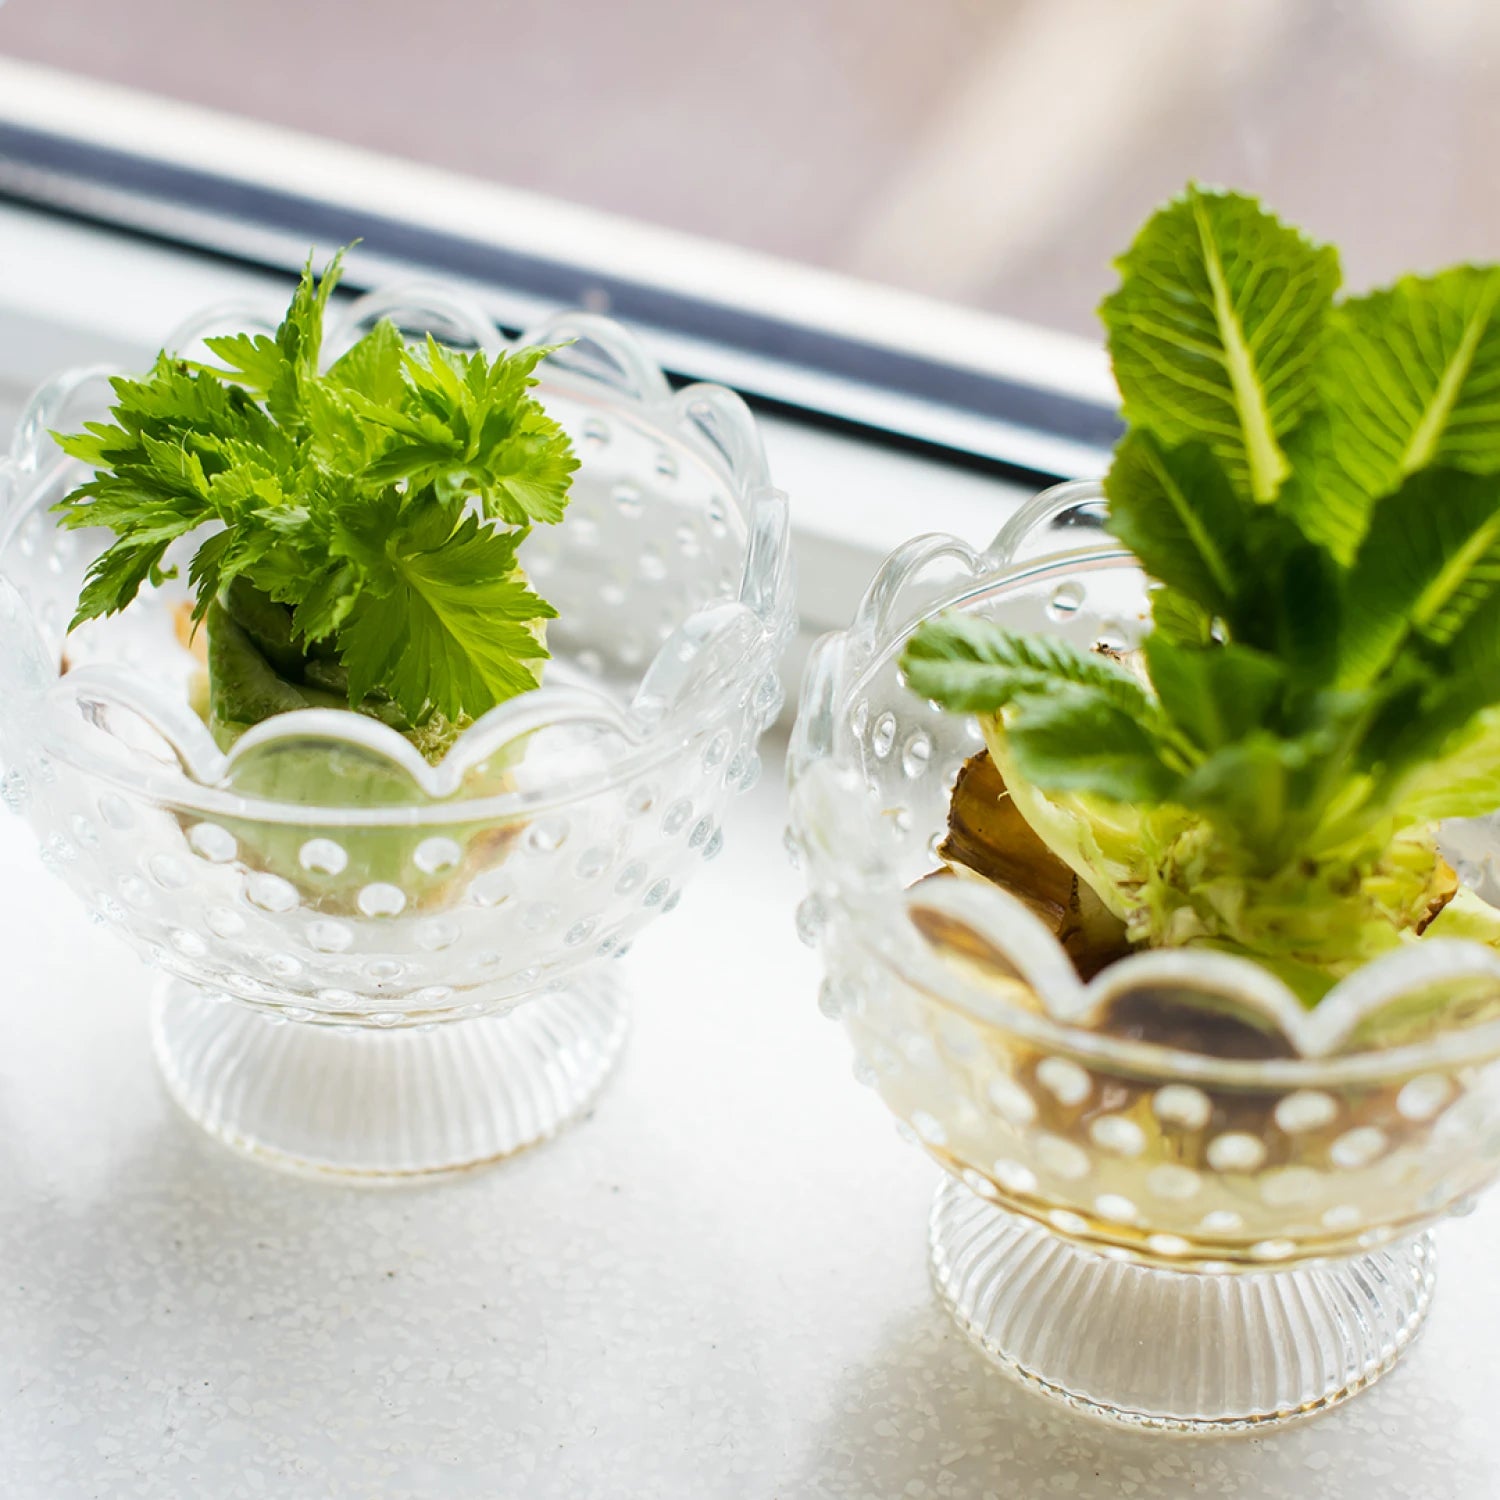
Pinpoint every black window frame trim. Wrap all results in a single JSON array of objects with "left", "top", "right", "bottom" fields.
[{"left": 0, "top": 118, "right": 1121, "bottom": 487}]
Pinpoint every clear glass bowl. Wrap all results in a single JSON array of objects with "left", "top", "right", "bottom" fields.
[
  {"left": 0, "top": 289, "right": 794, "bottom": 1178},
  {"left": 787, "top": 482, "right": 1500, "bottom": 1430}
]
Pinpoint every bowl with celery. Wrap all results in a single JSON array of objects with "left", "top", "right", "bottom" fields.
[
  {"left": 788, "top": 187, "right": 1500, "bottom": 1429},
  {"left": 0, "top": 254, "right": 793, "bottom": 1177}
]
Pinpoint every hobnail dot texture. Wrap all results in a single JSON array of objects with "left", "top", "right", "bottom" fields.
[
  {"left": 524, "top": 405, "right": 749, "bottom": 690},
  {"left": 0, "top": 727, "right": 751, "bottom": 1027},
  {"left": 2, "top": 303, "right": 792, "bottom": 1180},
  {"left": 794, "top": 521, "right": 1500, "bottom": 1265},
  {"left": 0, "top": 317, "right": 793, "bottom": 1032},
  {"left": 930, "top": 1177, "right": 1436, "bottom": 1430},
  {"left": 791, "top": 488, "right": 1500, "bottom": 1429},
  {"left": 834, "top": 554, "right": 1147, "bottom": 892},
  {"left": 836, "top": 932, "right": 1500, "bottom": 1266}
]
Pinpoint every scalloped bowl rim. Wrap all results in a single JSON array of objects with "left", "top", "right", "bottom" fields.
[
  {"left": 788, "top": 483, "right": 1500, "bottom": 1081},
  {"left": 0, "top": 293, "right": 794, "bottom": 826}
]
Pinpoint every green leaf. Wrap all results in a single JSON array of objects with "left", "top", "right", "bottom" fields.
[
  {"left": 337, "top": 505, "right": 555, "bottom": 722},
  {"left": 1393, "top": 704, "right": 1500, "bottom": 822},
  {"left": 1101, "top": 186, "right": 1340, "bottom": 503},
  {"left": 277, "top": 247, "right": 346, "bottom": 384},
  {"left": 1444, "top": 585, "right": 1500, "bottom": 683},
  {"left": 327, "top": 317, "right": 406, "bottom": 406},
  {"left": 1143, "top": 636, "right": 1285, "bottom": 752},
  {"left": 898, "top": 188, "right": 1500, "bottom": 995},
  {"left": 901, "top": 615, "right": 1156, "bottom": 719},
  {"left": 482, "top": 408, "right": 579, "bottom": 526},
  {"left": 1243, "top": 517, "right": 1344, "bottom": 686},
  {"left": 338, "top": 342, "right": 577, "bottom": 527},
  {"left": 51, "top": 242, "right": 576, "bottom": 744},
  {"left": 70, "top": 520, "right": 197, "bottom": 628},
  {"left": 1339, "top": 467, "right": 1500, "bottom": 688},
  {"left": 1104, "top": 428, "right": 1342, "bottom": 683},
  {"left": 1284, "top": 266, "right": 1500, "bottom": 562},
  {"left": 1149, "top": 586, "right": 1214, "bottom": 647},
  {"left": 1104, "top": 431, "right": 1249, "bottom": 620},
  {"left": 1357, "top": 657, "right": 1500, "bottom": 809},
  {"left": 1176, "top": 736, "right": 1296, "bottom": 849},
  {"left": 200, "top": 331, "right": 288, "bottom": 399},
  {"left": 290, "top": 560, "right": 360, "bottom": 645},
  {"left": 1005, "top": 685, "right": 1181, "bottom": 804}
]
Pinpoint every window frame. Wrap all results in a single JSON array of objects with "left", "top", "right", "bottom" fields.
[{"left": 0, "top": 60, "right": 1119, "bottom": 487}]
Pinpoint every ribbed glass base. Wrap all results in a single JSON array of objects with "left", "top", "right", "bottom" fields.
[
  {"left": 929, "top": 1178, "right": 1436, "bottom": 1431},
  {"left": 151, "top": 974, "right": 628, "bottom": 1179}
]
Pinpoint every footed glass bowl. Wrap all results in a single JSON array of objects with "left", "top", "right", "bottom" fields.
[
  {"left": 0, "top": 290, "right": 793, "bottom": 1177},
  {"left": 787, "top": 483, "right": 1500, "bottom": 1430}
]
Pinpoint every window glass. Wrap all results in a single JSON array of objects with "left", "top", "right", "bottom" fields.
[{"left": 1, "top": 0, "right": 1491, "bottom": 338}]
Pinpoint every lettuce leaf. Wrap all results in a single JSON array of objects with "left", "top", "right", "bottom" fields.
[
  {"left": 1286, "top": 267, "right": 1500, "bottom": 562},
  {"left": 904, "top": 185, "right": 1500, "bottom": 1003},
  {"left": 1101, "top": 186, "right": 1339, "bottom": 503}
]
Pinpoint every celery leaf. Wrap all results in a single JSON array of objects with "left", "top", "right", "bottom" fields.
[{"left": 54, "top": 247, "right": 576, "bottom": 728}]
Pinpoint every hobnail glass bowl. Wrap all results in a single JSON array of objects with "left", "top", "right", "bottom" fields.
[
  {"left": 0, "top": 289, "right": 793, "bottom": 1178},
  {"left": 787, "top": 482, "right": 1500, "bottom": 1431}
]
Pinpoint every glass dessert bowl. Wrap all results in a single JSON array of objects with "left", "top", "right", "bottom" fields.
[
  {"left": 787, "top": 483, "right": 1500, "bottom": 1431},
  {"left": 0, "top": 289, "right": 793, "bottom": 1178}
]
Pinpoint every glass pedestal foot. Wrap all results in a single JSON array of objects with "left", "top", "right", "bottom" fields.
[
  {"left": 151, "top": 972, "right": 628, "bottom": 1179},
  {"left": 929, "top": 1177, "right": 1436, "bottom": 1431}
]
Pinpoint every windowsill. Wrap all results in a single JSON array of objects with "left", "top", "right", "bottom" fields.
[{"left": 0, "top": 731, "right": 1496, "bottom": 1498}]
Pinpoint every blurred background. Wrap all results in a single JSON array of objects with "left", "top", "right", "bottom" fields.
[{"left": 1, "top": 0, "right": 1495, "bottom": 338}]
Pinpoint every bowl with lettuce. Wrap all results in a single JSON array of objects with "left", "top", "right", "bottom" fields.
[
  {"left": 0, "top": 254, "right": 793, "bottom": 1177},
  {"left": 788, "top": 187, "right": 1500, "bottom": 1429}
]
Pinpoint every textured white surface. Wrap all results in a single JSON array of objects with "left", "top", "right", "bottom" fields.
[{"left": 1, "top": 741, "right": 1498, "bottom": 1497}]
